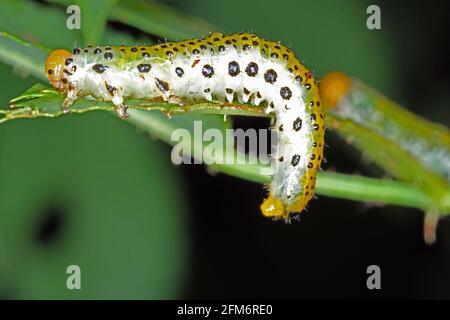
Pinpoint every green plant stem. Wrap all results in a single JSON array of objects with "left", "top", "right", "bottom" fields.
[
  {"left": 1, "top": 84, "right": 440, "bottom": 213},
  {"left": 127, "top": 109, "right": 435, "bottom": 212}
]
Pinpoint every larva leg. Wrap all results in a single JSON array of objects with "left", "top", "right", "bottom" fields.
[
  {"left": 167, "top": 95, "right": 185, "bottom": 106},
  {"left": 155, "top": 78, "right": 185, "bottom": 106},
  {"left": 111, "top": 90, "right": 129, "bottom": 119},
  {"left": 62, "top": 86, "right": 78, "bottom": 113}
]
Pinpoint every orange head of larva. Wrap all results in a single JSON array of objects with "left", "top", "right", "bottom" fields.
[
  {"left": 319, "top": 71, "right": 351, "bottom": 109},
  {"left": 45, "top": 49, "right": 72, "bottom": 92}
]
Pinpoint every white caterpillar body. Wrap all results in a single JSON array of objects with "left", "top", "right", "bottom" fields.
[{"left": 45, "top": 32, "right": 325, "bottom": 219}]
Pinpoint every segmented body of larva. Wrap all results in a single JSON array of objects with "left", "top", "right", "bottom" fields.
[{"left": 45, "top": 32, "right": 325, "bottom": 220}]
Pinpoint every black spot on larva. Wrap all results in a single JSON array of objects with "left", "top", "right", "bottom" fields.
[
  {"left": 256, "top": 91, "right": 262, "bottom": 98},
  {"left": 283, "top": 53, "right": 289, "bottom": 61},
  {"left": 64, "top": 58, "right": 73, "bottom": 66},
  {"left": 293, "top": 117, "right": 302, "bottom": 131},
  {"left": 192, "top": 49, "right": 200, "bottom": 55},
  {"left": 294, "top": 65, "right": 299, "bottom": 71},
  {"left": 280, "top": 87, "right": 292, "bottom": 100},
  {"left": 242, "top": 36, "right": 248, "bottom": 41},
  {"left": 264, "top": 69, "right": 277, "bottom": 84},
  {"left": 72, "top": 48, "right": 80, "bottom": 55},
  {"left": 228, "top": 61, "right": 240, "bottom": 76},
  {"left": 166, "top": 51, "right": 173, "bottom": 57},
  {"left": 305, "top": 84, "right": 312, "bottom": 90},
  {"left": 155, "top": 78, "right": 170, "bottom": 93},
  {"left": 308, "top": 162, "right": 314, "bottom": 168},
  {"left": 279, "top": 124, "right": 284, "bottom": 131},
  {"left": 291, "top": 154, "right": 301, "bottom": 166},
  {"left": 311, "top": 113, "right": 316, "bottom": 121},
  {"left": 317, "top": 101, "right": 321, "bottom": 106},
  {"left": 252, "top": 40, "right": 259, "bottom": 46},
  {"left": 270, "top": 52, "right": 279, "bottom": 59},
  {"left": 279, "top": 156, "right": 284, "bottom": 162},
  {"left": 202, "top": 64, "right": 214, "bottom": 78},
  {"left": 204, "top": 88, "right": 211, "bottom": 93},
  {"left": 63, "top": 69, "right": 73, "bottom": 76},
  {"left": 47, "top": 69, "right": 53, "bottom": 75},
  {"left": 120, "top": 48, "right": 125, "bottom": 52},
  {"left": 142, "top": 52, "right": 150, "bottom": 58},
  {"left": 213, "top": 37, "right": 220, "bottom": 41},
  {"left": 140, "top": 47, "right": 146, "bottom": 51},
  {"left": 137, "top": 63, "right": 151, "bottom": 73},
  {"left": 295, "top": 76, "right": 303, "bottom": 82},
  {"left": 93, "top": 64, "right": 108, "bottom": 73},
  {"left": 161, "top": 44, "right": 168, "bottom": 49},
  {"left": 309, "top": 101, "right": 314, "bottom": 107},
  {"left": 313, "top": 124, "right": 320, "bottom": 130},
  {"left": 269, "top": 102, "right": 275, "bottom": 109},
  {"left": 62, "top": 78, "right": 68, "bottom": 84},
  {"left": 218, "top": 45, "right": 225, "bottom": 52},
  {"left": 175, "top": 67, "right": 184, "bottom": 77},
  {"left": 200, "top": 44, "right": 207, "bottom": 50},
  {"left": 243, "top": 44, "right": 251, "bottom": 51},
  {"left": 173, "top": 47, "right": 179, "bottom": 52},
  {"left": 226, "top": 88, "right": 233, "bottom": 94},
  {"left": 188, "top": 41, "right": 195, "bottom": 45},
  {"left": 243, "top": 87, "right": 250, "bottom": 95},
  {"left": 71, "top": 65, "right": 77, "bottom": 72},
  {"left": 180, "top": 43, "right": 186, "bottom": 47},
  {"left": 245, "top": 62, "right": 258, "bottom": 77},
  {"left": 93, "top": 48, "right": 101, "bottom": 54},
  {"left": 225, "top": 40, "right": 231, "bottom": 45},
  {"left": 231, "top": 38, "right": 237, "bottom": 43},
  {"left": 288, "top": 68, "right": 293, "bottom": 73},
  {"left": 312, "top": 142, "right": 317, "bottom": 147},
  {"left": 305, "top": 191, "right": 310, "bottom": 196},
  {"left": 131, "top": 47, "right": 138, "bottom": 52},
  {"left": 274, "top": 45, "right": 281, "bottom": 50},
  {"left": 104, "top": 52, "right": 113, "bottom": 60},
  {"left": 320, "top": 113, "right": 324, "bottom": 119},
  {"left": 84, "top": 49, "right": 89, "bottom": 53},
  {"left": 310, "top": 154, "right": 316, "bottom": 160}
]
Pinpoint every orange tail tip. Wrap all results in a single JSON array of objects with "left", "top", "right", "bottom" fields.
[
  {"left": 260, "top": 196, "right": 287, "bottom": 219},
  {"left": 319, "top": 71, "right": 351, "bottom": 108}
]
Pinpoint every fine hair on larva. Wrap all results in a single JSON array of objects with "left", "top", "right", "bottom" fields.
[{"left": 45, "top": 32, "right": 325, "bottom": 220}]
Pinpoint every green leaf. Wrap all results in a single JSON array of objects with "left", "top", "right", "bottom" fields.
[
  {"left": 110, "top": 0, "right": 215, "bottom": 40},
  {"left": 0, "top": 32, "right": 48, "bottom": 79},
  {"left": 76, "top": 0, "right": 117, "bottom": 44},
  {"left": 0, "top": 0, "right": 83, "bottom": 49}
]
